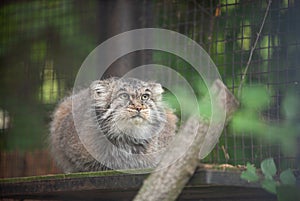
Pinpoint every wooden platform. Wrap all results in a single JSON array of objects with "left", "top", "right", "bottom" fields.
[{"left": 0, "top": 168, "right": 277, "bottom": 201}]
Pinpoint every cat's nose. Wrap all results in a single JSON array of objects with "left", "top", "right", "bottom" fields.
[{"left": 135, "top": 106, "right": 143, "bottom": 112}]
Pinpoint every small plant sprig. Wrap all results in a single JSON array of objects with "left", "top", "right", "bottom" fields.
[{"left": 241, "top": 158, "right": 299, "bottom": 201}]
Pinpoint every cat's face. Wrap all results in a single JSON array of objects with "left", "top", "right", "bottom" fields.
[{"left": 90, "top": 78, "right": 166, "bottom": 139}]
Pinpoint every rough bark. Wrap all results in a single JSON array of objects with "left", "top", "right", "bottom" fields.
[{"left": 134, "top": 79, "right": 239, "bottom": 201}]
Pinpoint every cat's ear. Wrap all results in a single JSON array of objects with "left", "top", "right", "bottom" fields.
[
  {"left": 149, "top": 83, "right": 164, "bottom": 101},
  {"left": 90, "top": 78, "right": 117, "bottom": 107}
]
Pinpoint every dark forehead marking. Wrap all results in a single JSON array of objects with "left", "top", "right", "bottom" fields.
[
  {"left": 117, "top": 78, "right": 148, "bottom": 89},
  {"left": 113, "top": 79, "right": 153, "bottom": 97},
  {"left": 145, "top": 88, "right": 151, "bottom": 92}
]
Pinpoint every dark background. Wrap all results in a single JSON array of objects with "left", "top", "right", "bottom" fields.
[{"left": 1, "top": 0, "right": 299, "bottom": 177}]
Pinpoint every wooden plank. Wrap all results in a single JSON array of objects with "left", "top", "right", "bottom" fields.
[
  {"left": 189, "top": 169, "right": 260, "bottom": 188},
  {"left": 0, "top": 168, "right": 277, "bottom": 201},
  {"left": 0, "top": 150, "right": 60, "bottom": 178}
]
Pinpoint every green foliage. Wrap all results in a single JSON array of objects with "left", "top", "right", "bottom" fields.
[
  {"left": 241, "top": 158, "right": 298, "bottom": 199},
  {"left": 163, "top": 79, "right": 209, "bottom": 122},
  {"left": 261, "top": 178, "right": 277, "bottom": 194},
  {"left": 231, "top": 86, "right": 299, "bottom": 157},
  {"left": 279, "top": 169, "right": 296, "bottom": 186},
  {"left": 166, "top": 79, "right": 299, "bottom": 167},
  {"left": 260, "top": 158, "right": 278, "bottom": 194},
  {"left": 240, "top": 86, "right": 270, "bottom": 110},
  {"left": 240, "top": 162, "right": 259, "bottom": 182},
  {"left": 261, "top": 158, "right": 277, "bottom": 180}
]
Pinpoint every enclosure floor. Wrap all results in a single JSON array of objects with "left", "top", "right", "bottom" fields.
[{"left": 0, "top": 167, "right": 278, "bottom": 201}]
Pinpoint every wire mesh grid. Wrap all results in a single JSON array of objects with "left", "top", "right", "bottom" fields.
[
  {"left": 152, "top": 0, "right": 300, "bottom": 170},
  {"left": 0, "top": 0, "right": 299, "bottom": 177}
]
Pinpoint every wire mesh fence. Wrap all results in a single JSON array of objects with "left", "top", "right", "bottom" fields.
[{"left": 0, "top": 0, "right": 299, "bottom": 177}]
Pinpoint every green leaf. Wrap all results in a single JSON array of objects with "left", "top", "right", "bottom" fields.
[
  {"left": 261, "top": 158, "right": 277, "bottom": 179},
  {"left": 262, "top": 178, "right": 277, "bottom": 194},
  {"left": 241, "top": 86, "right": 270, "bottom": 110},
  {"left": 280, "top": 169, "right": 296, "bottom": 185},
  {"left": 240, "top": 162, "right": 259, "bottom": 182}
]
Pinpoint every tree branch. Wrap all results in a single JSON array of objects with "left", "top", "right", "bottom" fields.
[
  {"left": 237, "top": 0, "right": 272, "bottom": 98},
  {"left": 134, "top": 79, "right": 239, "bottom": 201}
]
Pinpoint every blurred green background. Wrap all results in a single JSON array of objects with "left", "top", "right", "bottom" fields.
[{"left": 0, "top": 0, "right": 299, "bottom": 174}]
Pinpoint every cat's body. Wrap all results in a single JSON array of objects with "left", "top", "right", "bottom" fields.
[{"left": 50, "top": 78, "right": 177, "bottom": 172}]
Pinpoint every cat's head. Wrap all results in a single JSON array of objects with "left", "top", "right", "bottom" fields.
[{"left": 90, "top": 77, "right": 166, "bottom": 140}]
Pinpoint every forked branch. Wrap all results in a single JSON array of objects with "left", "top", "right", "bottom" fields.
[{"left": 134, "top": 79, "right": 239, "bottom": 201}]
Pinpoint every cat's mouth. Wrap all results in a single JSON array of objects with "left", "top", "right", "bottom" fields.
[
  {"left": 129, "top": 114, "right": 146, "bottom": 124},
  {"left": 131, "top": 114, "right": 143, "bottom": 118}
]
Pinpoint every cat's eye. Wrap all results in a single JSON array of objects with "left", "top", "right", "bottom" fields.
[
  {"left": 119, "top": 93, "right": 129, "bottom": 100},
  {"left": 141, "top": 94, "right": 150, "bottom": 100},
  {"left": 95, "top": 90, "right": 101, "bottom": 96}
]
